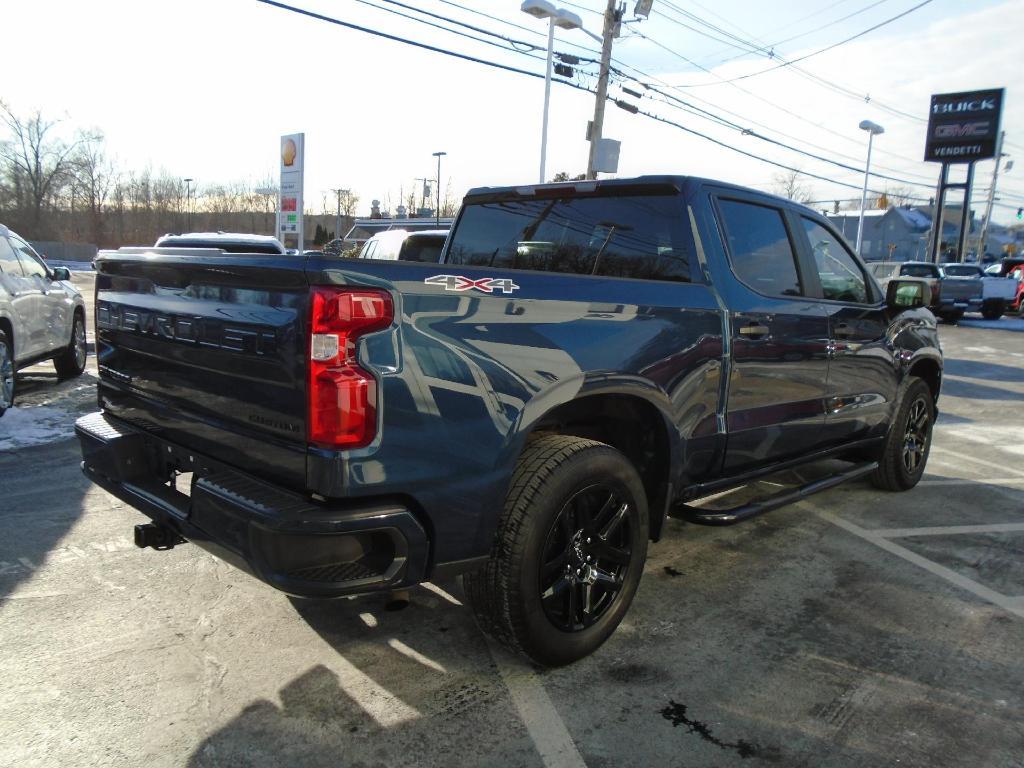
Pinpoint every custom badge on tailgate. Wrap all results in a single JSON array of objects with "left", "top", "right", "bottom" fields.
[{"left": 425, "top": 274, "right": 521, "bottom": 294}]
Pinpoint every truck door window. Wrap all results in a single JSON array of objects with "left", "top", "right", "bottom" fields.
[
  {"left": 717, "top": 199, "right": 802, "bottom": 297},
  {"left": 0, "top": 237, "right": 24, "bottom": 276},
  {"left": 801, "top": 217, "right": 869, "bottom": 303},
  {"left": 446, "top": 194, "right": 691, "bottom": 282}
]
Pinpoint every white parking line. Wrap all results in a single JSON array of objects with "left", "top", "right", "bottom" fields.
[
  {"left": 871, "top": 522, "right": 1024, "bottom": 538},
  {"left": 919, "top": 478, "right": 1024, "bottom": 487},
  {"left": 930, "top": 446, "right": 1024, "bottom": 478},
  {"left": 488, "top": 640, "right": 588, "bottom": 768},
  {"left": 812, "top": 507, "right": 1024, "bottom": 620}
]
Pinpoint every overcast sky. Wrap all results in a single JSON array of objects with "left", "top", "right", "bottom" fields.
[{"left": 5, "top": 0, "right": 1023, "bottom": 223}]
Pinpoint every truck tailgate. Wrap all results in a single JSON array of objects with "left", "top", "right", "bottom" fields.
[{"left": 94, "top": 253, "right": 309, "bottom": 489}]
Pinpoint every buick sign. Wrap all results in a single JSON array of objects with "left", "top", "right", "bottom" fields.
[{"left": 924, "top": 88, "right": 1004, "bottom": 163}]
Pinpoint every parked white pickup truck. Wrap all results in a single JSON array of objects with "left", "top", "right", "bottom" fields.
[{"left": 941, "top": 263, "right": 1016, "bottom": 320}]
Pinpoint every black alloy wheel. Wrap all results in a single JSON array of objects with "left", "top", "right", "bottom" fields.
[
  {"left": 539, "top": 485, "right": 632, "bottom": 632},
  {"left": 902, "top": 396, "right": 930, "bottom": 474}
]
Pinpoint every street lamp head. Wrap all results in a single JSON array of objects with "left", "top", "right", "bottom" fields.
[
  {"left": 553, "top": 9, "right": 583, "bottom": 29},
  {"left": 858, "top": 120, "right": 884, "bottom": 135},
  {"left": 433, "top": 151, "right": 447, "bottom": 158},
  {"left": 521, "top": 0, "right": 557, "bottom": 18}
]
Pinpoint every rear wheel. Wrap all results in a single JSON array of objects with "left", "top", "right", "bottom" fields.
[
  {"left": 981, "top": 301, "right": 1004, "bottom": 320},
  {"left": 464, "top": 435, "right": 648, "bottom": 666},
  {"left": 872, "top": 377, "right": 934, "bottom": 492},
  {"left": 939, "top": 310, "right": 963, "bottom": 324},
  {"left": 0, "top": 330, "right": 14, "bottom": 417},
  {"left": 54, "top": 313, "right": 87, "bottom": 380}
]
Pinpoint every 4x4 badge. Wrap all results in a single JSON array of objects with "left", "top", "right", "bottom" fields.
[{"left": 425, "top": 274, "right": 521, "bottom": 294}]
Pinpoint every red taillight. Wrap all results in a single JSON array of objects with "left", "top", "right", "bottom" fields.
[{"left": 308, "top": 287, "right": 393, "bottom": 449}]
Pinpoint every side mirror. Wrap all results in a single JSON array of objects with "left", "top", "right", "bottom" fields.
[
  {"left": 886, "top": 278, "right": 930, "bottom": 310},
  {"left": 51, "top": 266, "right": 71, "bottom": 281}
]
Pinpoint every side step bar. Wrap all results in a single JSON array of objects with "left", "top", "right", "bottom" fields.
[{"left": 671, "top": 461, "right": 878, "bottom": 526}]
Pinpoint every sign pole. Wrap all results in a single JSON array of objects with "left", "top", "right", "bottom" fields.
[
  {"left": 956, "top": 161, "right": 975, "bottom": 263},
  {"left": 929, "top": 163, "right": 948, "bottom": 264}
]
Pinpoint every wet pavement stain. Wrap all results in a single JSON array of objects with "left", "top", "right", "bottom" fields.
[
  {"left": 660, "top": 700, "right": 779, "bottom": 761},
  {"left": 663, "top": 566, "right": 684, "bottom": 577}
]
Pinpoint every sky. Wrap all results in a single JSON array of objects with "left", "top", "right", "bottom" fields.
[{"left": 4, "top": 0, "right": 1023, "bottom": 224}]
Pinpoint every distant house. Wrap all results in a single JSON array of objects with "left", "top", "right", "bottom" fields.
[
  {"left": 828, "top": 205, "right": 977, "bottom": 261},
  {"left": 826, "top": 209, "right": 886, "bottom": 259}
]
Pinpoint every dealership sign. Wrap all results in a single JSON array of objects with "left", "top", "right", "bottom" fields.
[{"left": 924, "top": 89, "right": 1004, "bottom": 163}]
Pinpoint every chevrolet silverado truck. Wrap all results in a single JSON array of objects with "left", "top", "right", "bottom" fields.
[
  {"left": 941, "top": 262, "right": 1016, "bottom": 319},
  {"left": 76, "top": 176, "right": 942, "bottom": 665}
]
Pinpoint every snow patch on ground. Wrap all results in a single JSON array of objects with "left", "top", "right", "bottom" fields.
[{"left": 0, "top": 406, "right": 75, "bottom": 451}]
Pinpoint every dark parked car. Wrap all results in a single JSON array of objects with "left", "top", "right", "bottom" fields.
[{"left": 76, "top": 176, "right": 942, "bottom": 665}]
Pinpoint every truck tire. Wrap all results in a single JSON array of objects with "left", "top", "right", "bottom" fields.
[
  {"left": 938, "top": 310, "right": 963, "bottom": 324},
  {"left": 0, "top": 330, "right": 14, "bottom": 417},
  {"left": 463, "top": 435, "right": 649, "bottom": 666},
  {"left": 54, "top": 312, "right": 87, "bottom": 380},
  {"left": 871, "top": 377, "right": 934, "bottom": 492},
  {"left": 981, "top": 301, "right": 1004, "bottom": 320}
]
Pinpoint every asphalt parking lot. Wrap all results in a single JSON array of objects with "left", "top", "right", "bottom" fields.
[{"left": 1, "top": 275, "right": 1022, "bottom": 767}]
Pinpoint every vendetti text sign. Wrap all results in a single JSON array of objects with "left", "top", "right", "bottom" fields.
[{"left": 924, "top": 88, "right": 1004, "bottom": 163}]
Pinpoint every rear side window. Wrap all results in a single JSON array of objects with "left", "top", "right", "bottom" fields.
[
  {"left": 9, "top": 234, "right": 47, "bottom": 278},
  {"left": 0, "top": 237, "right": 23, "bottom": 276},
  {"left": 400, "top": 236, "right": 445, "bottom": 263},
  {"left": 801, "top": 217, "right": 869, "bottom": 303},
  {"left": 900, "top": 264, "right": 939, "bottom": 278},
  {"left": 717, "top": 199, "right": 802, "bottom": 297},
  {"left": 446, "top": 194, "right": 691, "bottom": 282}
]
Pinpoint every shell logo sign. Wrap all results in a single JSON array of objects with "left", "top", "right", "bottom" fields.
[{"left": 281, "top": 137, "right": 297, "bottom": 167}]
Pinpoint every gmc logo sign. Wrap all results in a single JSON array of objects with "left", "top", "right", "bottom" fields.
[{"left": 935, "top": 121, "right": 990, "bottom": 139}]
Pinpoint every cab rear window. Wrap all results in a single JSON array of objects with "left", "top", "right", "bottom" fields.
[{"left": 445, "top": 195, "right": 691, "bottom": 282}]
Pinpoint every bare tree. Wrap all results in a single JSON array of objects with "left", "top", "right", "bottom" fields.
[
  {"left": 883, "top": 185, "right": 916, "bottom": 208},
  {"left": 72, "top": 130, "right": 115, "bottom": 246},
  {"left": 440, "top": 180, "right": 458, "bottom": 218},
  {"left": 770, "top": 169, "right": 814, "bottom": 204},
  {"left": 339, "top": 189, "right": 359, "bottom": 217},
  {"left": 0, "top": 102, "right": 83, "bottom": 238}
]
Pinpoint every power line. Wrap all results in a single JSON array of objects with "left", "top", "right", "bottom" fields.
[
  {"left": 259, "top": 0, "right": 931, "bottom": 201},
  {"left": 695, "top": 0, "right": 935, "bottom": 87},
  {"left": 648, "top": 2, "right": 928, "bottom": 123},
  {"left": 255, "top": 0, "right": 583, "bottom": 82}
]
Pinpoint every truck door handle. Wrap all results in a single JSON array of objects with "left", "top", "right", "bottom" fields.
[
  {"left": 738, "top": 323, "right": 770, "bottom": 338},
  {"left": 834, "top": 323, "right": 856, "bottom": 338}
]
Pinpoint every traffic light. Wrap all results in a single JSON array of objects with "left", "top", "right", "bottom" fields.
[{"left": 1017, "top": 207, "right": 1023, "bottom": 220}]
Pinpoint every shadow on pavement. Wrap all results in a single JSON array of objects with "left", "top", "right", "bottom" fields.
[
  {"left": 185, "top": 581, "right": 513, "bottom": 768},
  {"left": 939, "top": 376, "right": 1023, "bottom": 401},
  {"left": 943, "top": 357, "right": 1024, "bottom": 384},
  {"left": 0, "top": 439, "right": 89, "bottom": 606}
]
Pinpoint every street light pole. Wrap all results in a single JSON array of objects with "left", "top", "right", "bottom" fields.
[
  {"left": 855, "top": 120, "right": 884, "bottom": 257},
  {"left": 522, "top": 1, "right": 587, "bottom": 183},
  {"left": 432, "top": 151, "right": 446, "bottom": 227},
  {"left": 540, "top": 17, "right": 555, "bottom": 183},
  {"left": 183, "top": 178, "right": 193, "bottom": 232}
]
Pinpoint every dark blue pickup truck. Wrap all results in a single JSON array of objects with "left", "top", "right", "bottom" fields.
[{"left": 76, "top": 176, "right": 942, "bottom": 665}]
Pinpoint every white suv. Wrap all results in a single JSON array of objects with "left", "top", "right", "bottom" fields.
[{"left": 0, "top": 224, "right": 88, "bottom": 417}]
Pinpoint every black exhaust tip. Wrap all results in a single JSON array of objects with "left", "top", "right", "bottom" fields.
[{"left": 134, "top": 523, "right": 187, "bottom": 551}]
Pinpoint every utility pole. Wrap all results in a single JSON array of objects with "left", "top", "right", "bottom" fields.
[
  {"left": 415, "top": 178, "right": 431, "bottom": 215},
  {"left": 586, "top": 0, "right": 620, "bottom": 180},
  {"left": 331, "top": 188, "right": 344, "bottom": 242},
  {"left": 978, "top": 131, "right": 1007, "bottom": 260}
]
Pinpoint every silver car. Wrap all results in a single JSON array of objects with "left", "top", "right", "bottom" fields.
[{"left": 0, "top": 224, "right": 87, "bottom": 416}]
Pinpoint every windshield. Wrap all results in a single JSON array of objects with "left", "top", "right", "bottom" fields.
[{"left": 445, "top": 194, "right": 691, "bottom": 282}]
